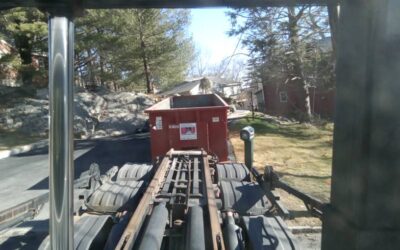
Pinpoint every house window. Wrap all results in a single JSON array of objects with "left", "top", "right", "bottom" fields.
[{"left": 279, "top": 91, "right": 288, "bottom": 103}]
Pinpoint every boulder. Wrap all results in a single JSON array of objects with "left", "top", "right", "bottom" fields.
[{"left": 0, "top": 88, "right": 154, "bottom": 138}]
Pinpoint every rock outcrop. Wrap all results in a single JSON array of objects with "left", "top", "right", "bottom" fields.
[{"left": 0, "top": 86, "right": 154, "bottom": 138}]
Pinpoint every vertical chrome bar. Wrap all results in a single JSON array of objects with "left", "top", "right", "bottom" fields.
[{"left": 48, "top": 14, "right": 74, "bottom": 250}]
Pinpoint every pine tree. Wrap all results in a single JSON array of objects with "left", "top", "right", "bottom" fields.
[
  {"left": 0, "top": 8, "right": 47, "bottom": 87},
  {"left": 0, "top": 8, "right": 194, "bottom": 92},
  {"left": 75, "top": 9, "right": 194, "bottom": 93},
  {"left": 117, "top": 9, "right": 194, "bottom": 93}
]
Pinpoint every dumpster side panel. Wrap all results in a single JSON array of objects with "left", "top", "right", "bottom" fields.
[
  {"left": 169, "top": 121, "right": 209, "bottom": 151},
  {"left": 146, "top": 95, "right": 229, "bottom": 161},
  {"left": 148, "top": 112, "right": 171, "bottom": 160},
  {"left": 207, "top": 109, "right": 228, "bottom": 161}
]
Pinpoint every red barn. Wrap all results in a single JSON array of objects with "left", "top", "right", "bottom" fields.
[{"left": 262, "top": 83, "right": 335, "bottom": 118}]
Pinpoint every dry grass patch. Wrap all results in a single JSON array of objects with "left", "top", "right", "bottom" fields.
[
  {"left": 229, "top": 116, "right": 333, "bottom": 226},
  {"left": 0, "top": 130, "right": 44, "bottom": 150}
]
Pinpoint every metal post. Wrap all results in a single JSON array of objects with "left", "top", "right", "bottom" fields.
[
  {"left": 327, "top": 0, "right": 340, "bottom": 57},
  {"left": 240, "top": 126, "right": 255, "bottom": 171},
  {"left": 244, "top": 139, "right": 253, "bottom": 170},
  {"left": 48, "top": 14, "right": 75, "bottom": 250}
]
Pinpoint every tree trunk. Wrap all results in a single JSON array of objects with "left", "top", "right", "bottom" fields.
[
  {"left": 138, "top": 16, "right": 153, "bottom": 94},
  {"left": 86, "top": 49, "right": 96, "bottom": 90},
  {"left": 140, "top": 37, "right": 152, "bottom": 94},
  {"left": 287, "top": 7, "right": 312, "bottom": 122},
  {"left": 96, "top": 28, "right": 106, "bottom": 87},
  {"left": 99, "top": 54, "right": 105, "bottom": 86},
  {"left": 16, "top": 35, "right": 34, "bottom": 86}
]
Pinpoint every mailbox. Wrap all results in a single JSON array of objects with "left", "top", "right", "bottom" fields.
[
  {"left": 240, "top": 126, "right": 255, "bottom": 141},
  {"left": 240, "top": 126, "right": 255, "bottom": 170}
]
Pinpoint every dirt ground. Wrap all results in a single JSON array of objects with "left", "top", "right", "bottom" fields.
[{"left": 294, "top": 233, "right": 321, "bottom": 250}]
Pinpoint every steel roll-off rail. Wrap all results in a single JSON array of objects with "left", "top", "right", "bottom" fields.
[{"left": 1, "top": 0, "right": 400, "bottom": 250}]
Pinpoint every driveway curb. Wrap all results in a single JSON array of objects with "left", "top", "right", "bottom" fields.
[{"left": 0, "top": 140, "right": 48, "bottom": 160}]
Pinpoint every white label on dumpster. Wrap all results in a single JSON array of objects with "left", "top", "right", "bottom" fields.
[
  {"left": 212, "top": 116, "right": 220, "bottom": 123},
  {"left": 180, "top": 123, "right": 197, "bottom": 140},
  {"left": 155, "top": 116, "right": 162, "bottom": 130}
]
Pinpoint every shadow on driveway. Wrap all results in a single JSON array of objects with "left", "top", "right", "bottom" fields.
[{"left": 28, "top": 134, "right": 151, "bottom": 190}]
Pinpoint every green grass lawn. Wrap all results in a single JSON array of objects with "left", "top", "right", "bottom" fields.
[{"left": 229, "top": 116, "right": 333, "bottom": 203}]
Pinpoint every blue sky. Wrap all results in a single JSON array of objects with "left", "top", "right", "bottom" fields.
[{"left": 189, "top": 8, "right": 246, "bottom": 66}]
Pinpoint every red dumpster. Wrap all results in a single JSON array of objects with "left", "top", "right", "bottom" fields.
[{"left": 145, "top": 94, "right": 229, "bottom": 161}]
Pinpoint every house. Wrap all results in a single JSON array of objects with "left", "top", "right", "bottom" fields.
[
  {"left": 0, "top": 40, "right": 19, "bottom": 86},
  {"left": 0, "top": 39, "right": 47, "bottom": 87},
  {"left": 262, "top": 83, "right": 335, "bottom": 118},
  {"left": 0, "top": 40, "right": 13, "bottom": 56},
  {"left": 236, "top": 83, "right": 264, "bottom": 111},
  {"left": 254, "top": 88, "right": 265, "bottom": 112},
  {"left": 160, "top": 76, "right": 243, "bottom": 98},
  {"left": 159, "top": 77, "right": 212, "bottom": 96},
  {"left": 260, "top": 37, "right": 335, "bottom": 118},
  {"left": 208, "top": 76, "right": 242, "bottom": 98}
]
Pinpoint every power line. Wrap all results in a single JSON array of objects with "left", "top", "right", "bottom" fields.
[{"left": 219, "top": 31, "right": 245, "bottom": 76}]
